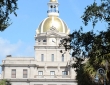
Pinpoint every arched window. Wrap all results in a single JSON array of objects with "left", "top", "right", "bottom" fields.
[
  {"left": 41, "top": 54, "right": 44, "bottom": 61},
  {"left": 51, "top": 54, "right": 54, "bottom": 62},
  {"left": 62, "top": 54, "right": 64, "bottom": 62}
]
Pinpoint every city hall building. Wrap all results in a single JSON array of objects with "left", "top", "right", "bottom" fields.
[{"left": 0, "top": 0, "right": 77, "bottom": 85}]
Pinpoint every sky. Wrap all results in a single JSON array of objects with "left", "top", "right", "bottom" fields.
[{"left": 0, "top": 0, "right": 108, "bottom": 65}]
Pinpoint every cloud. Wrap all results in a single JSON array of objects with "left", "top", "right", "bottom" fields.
[
  {"left": 0, "top": 37, "right": 34, "bottom": 73},
  {"left": 0, "top": 37, "right": 22, "bottom": 57},
  {"left": 0, "top": 37, "right": 34, "bottom": 58}
]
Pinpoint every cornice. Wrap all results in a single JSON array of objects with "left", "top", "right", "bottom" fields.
[
  {"left": 1, "top": 64, "right": 38, "bottom": 67},
  {"left": 34, "top": 46, "right": 65, "bottom": 49},
  {"left": 2, "top": 79, "right": 77, "bottom": 82}
]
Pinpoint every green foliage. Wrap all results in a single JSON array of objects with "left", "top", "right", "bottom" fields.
[
  {"left": 76, "top": 64, "right": 97, "bottom": 85},
  {"left": 62, "top": 0, "right": 110, "bottom": 84},
  {"left": 0, "top": 0, "right": 18, "bottom": 31},
  {"left": 0, "top": 79, "right": 11, "bottom": 85},
  {"left": 59, "top": 0, "right": 110, "bottom": 85},
  {"left": 81, "top": 0, "right": 110, "bottom": 27}
]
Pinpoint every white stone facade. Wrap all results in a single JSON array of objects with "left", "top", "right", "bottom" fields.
[
  {"left": 0, "top": 29, "right": 77, "bottom": 85},
  {"left": 0, "top": 0, "right": 77, "bottom": 85}
]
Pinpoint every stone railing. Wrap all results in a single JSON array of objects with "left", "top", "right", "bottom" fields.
[
  {"left": 2, "top": 60, "right": 35, "bottom": 64},
  {"left": 34, "top": 75, "right": 71, "bottom": 79},
  {"left": 37, "top": 42, "right": 47, "bottom": 45},
  {"left": 3, "top": 60, "right": 67, "bottom": 65}
]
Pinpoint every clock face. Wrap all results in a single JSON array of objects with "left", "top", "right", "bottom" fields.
[{"left": 49, "top": 38, "right": 56, "bottom": 44}]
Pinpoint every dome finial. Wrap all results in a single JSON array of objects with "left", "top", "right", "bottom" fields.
[
  {"left": 48, "top": 0, "right": 59, "bottom": 17},
  {"left": 50, "top": 0, "right": 58, "bottom": 2}
]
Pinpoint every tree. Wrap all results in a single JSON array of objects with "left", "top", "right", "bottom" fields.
[
  {"left": 82, "top": 0, "right": 110, "bottom": 27},
  {"left": 0, "top": 79, "right": 11, "bottom": 85},
  {"left": 59, "top": 0, "right": 110, "bottom": 85},
  {"left": 0, "top": 0, "right": 18, "bottom": 31}
]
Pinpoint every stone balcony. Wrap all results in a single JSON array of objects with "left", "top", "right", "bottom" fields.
[
  {"left": 34, "top": 75, "right": 71, "bottom": 79},
  {"left": 3, "top": 75, "right": 71, "bottom": 80}
]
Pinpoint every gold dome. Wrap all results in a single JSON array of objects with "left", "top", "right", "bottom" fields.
[
  {"left": 50, "top": 0, "right": 57, "bottom": 2},
  {"left": 37, "top": 16, "right": 69, "bottom": 34}
]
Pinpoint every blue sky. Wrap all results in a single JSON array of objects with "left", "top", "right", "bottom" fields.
[{"left": 0, "top": 0, "right": 108, "bottom": 62}]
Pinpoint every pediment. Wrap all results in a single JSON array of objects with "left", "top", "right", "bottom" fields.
[
  {"left": 47, "top": 33, "right": 61, "bottom": 37},
  {"left": 47, "top": 26, "right": 59, "bottom": 32},
  {"left": 46, "top": 26, "right": 61, "bottom": 37}
]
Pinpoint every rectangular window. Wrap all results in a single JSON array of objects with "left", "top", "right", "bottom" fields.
[
  {"left": 23, "top": 69, "right": 27, "bottom": 78},
  {"left": 51, "top": 54, "right": 54, "bottom": 62},
  {"left": 41, "top": 54, "right": 44, "bottom": 61},
  {"left": 11, "top": 69, "right": 16, "bottom": 78},
  {"left": 38, "top": 71, "right": 43, "bottom": 78},
  {"left": 62, "top": 54, "right": 64, "bottom": 62},
  {"left": 50, "top": 71, "right": 55, "bottom": 78},
  {"left": 62, "top": 71, "right": 68, "bottom": 78}
]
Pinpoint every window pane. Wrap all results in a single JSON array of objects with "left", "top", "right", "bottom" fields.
[
  {"left": 23, "top": 69, "right": 27, "bottom": 78},
  {"left": 50, "top": 71, "right": 55, "bottom": 75},
  {"left": 62, "top": 54, "right": 64, "bottom": 62},
  {"left": 11, "top": 69, "right": 16, "bottom": 75},
  {"left": 50, "top": 71, "right": 55, "bottom": 78},
  {"left": 12, "top": 75, "right": 16, "bottom": 78},
  {"left": 12, "top": 71, "right": 16, "bottom": 74},
  {"left": 38, "top": 71, "right": 43, "bottom": 75},
  {"left": 51, "top": 54, "right": 54, "bottom": 61},
  {"left": 23, "top": 71, "right": 27, "bottom": 74},
  {"left": 11, "top": 69, "right": 16, "bottom": 78},
  {"left": 41, "top": 54, "right": 44, "bottom": 61},
  {"left": 23, "top": 74, "right": 27, "bottom": 78},
  {"left": 38, "top": 71, "right": 43, "bottom": 78},
  {"left": 23, "top": 69, "right": 27, "bottom": 74},
  {"left": 62, "top": 71, "right": 68, "bottom": 78},
  {"left": 62, "top": 71, "right": 68, "bottom": 75}
]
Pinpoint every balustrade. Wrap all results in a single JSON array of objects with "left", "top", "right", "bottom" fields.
[{"left": 34, "top": 75, "right": 71, "bottom": 79}]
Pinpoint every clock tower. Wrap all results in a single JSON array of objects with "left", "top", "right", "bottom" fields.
[{"left": 34, "top": 0, "right": 70, "bottom": 62}]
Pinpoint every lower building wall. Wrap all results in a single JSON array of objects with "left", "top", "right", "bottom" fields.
[
  {"left": 11, "top": 82, "right": 29, "bottom": 85},
  {"left": 11, "top": 82, "right": 77, "bottom": 85}
]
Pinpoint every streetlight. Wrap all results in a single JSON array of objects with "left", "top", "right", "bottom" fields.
[{"left": 94, "top": 68, "right": 106, "bottom": 85}]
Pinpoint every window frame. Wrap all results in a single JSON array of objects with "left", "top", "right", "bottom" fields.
[
  {"left": 50, "top": 71, "right": 55, "bottom": 78},
  {"left": 38, "top": 71, "right": 43, "bottom": 78},
  {"left": 41, "top": 54, "right": 44, "bottom": 61},
  {"left": 11, "top": 69, "right": 16, "bottom": 78},
  {"left": 62, "top": 54, "right": 64, "bottom": 62},
  {"left": 51, "top": 54, "right": 54, "bottom": 62},
  {"left": 38, "top": 71, "right": 43, "bottom": 75},
  {"left": 62, "top": 71, "right": 68, "bottom": 75},
  {"left": 23, "top": 69, "right": 28, "bottom": 78},
  {"left": 62, "top": 71, "right": 68, "bottom": 78}
]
